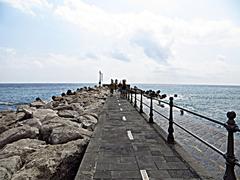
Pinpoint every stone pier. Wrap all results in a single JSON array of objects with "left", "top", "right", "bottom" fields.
[{"left": 75, "top": 94, "right": 212, "bottom": 180}]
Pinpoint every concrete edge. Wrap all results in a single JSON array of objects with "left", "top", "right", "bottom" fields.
[
  {"left": 74, "top": 99, "right": 109, "bottom": 180},
  {"left": 134, "top": 106, "right": 216, "bottom": 180}
]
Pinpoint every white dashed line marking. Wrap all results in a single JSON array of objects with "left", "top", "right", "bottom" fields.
[
  {"left": 120, "top": 108, "right": 123, "bottom": 111},
  {"left": 117, "top": 100, "right": 119, "bottom": 102},
  {"left": 122, "top": 116, "right": 126, "bottom": 121},
  {"left": 140, "top": 170, "right": 149, "bottom": 180},
  {"left": 118, "top": 103, "right": 121, "bottom": 106},
  {"left": 127, "top": 130, "right": 134, "bottom": 140}
]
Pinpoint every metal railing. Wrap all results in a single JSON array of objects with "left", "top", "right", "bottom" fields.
[{"left": 127, "top": 87, "right": 240, "bottom": 180}]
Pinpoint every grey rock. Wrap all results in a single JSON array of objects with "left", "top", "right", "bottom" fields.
[
  {"left": 0, "top": 138, "right": 46, "bottom": 159},
  {"left": 53, "top": 104, "right": 73, "bottom": 111},
  {"left": 0, "top": 126, "right": 8, "bottom": 135},
  {"left": 52, "top": 96, "right": 63, "bottom": 101},
  {"left": 30, "top": 101, "right": 46, "bottom": 108},
  {"left": 16, "top": 112, "right": 25, "bottom": 121},
  {"left": 0, "top": 125, "right": 39, "bottom": 148},
  {"left": 33, "top": 109, "right": 58, "bottom": 122},
  {"left": 57, "top": 110, "right": 79, "bottom": 118},
  {"left": 17, "top": 118, "right": 42, "bottom": 129},
  {"left": 40, "top": 116, "right": 92, "bottom": 144},
  {"left": 80, "top": 114, "right": 98, "bottom": 131},
  {"left": 69, "top": 97, "right": 81, "bottom": 104},
  {"left": 0, "top": 167, "right": 11, "bottom": 180},
  {"left": 70, "top": 103, "right": 84, "bottom": 113},
  {"left": 41, "top": 102, "right": 54, "bottom": 109},
  {"left": 63, "top": 96, "right": 74, "bottom": 103},
  {"left": 0, "top": 112, "right": 17, "bottom": 127},
  {"left": 17, "top": 105, "right": 35, "bottom": 113},
  {"left": 85, "top": 101, "right": 104, "bottom": 113},
  {"left": 0, "top": 156, "right": 22, "bottom": 175},
  {"left": 11, "top": 138, "right": 89, "bottom": 180}
]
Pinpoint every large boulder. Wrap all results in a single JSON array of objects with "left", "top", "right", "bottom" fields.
[
  {"left": 30, "top": 101, "right": 46, "bottom": 108},
  {"left": 84, "top": 101, "right": 104, "bottom": 113},
  {"left": 0, "top": 112, "right": 17, "bottom": 128},
  {"left": 78, "top": 114, "right": 98, "bottom": 131},
  {"left": 11, "top": 138, "right": 89, "bottom": 180},
  {"left": 68, "top": 97, "right": 81, "bottom": 104},
  {"left": 17, "top": 105, "right": 35, "bottom": 114},
  {"left": 0, "top": 139, "right": 46, "bottom": 159},
  {"left": 0, "top": 110, "right": 34, "bottom": 132},
  {"left": 57, "top": 110, "right": 79, "bottom": 118},
  {"left": 0, "top": 126, "right": 8, "bottom": 135},
  {"left": 53, "top": 104, "right": 73, "bottom": 111},
  {"left": 33, "top": 109, "right": 58, "bottom": 122},
  {"left": 70, "top": 103, "right": 84, "bottom": 113},
  {"left": 0, "top": 156, "right": 22, "bottom": 179},
  {"left": 17, "top": 118, "right": 42, "bottom": 129},
  {"left": 52, "top": 96, "right": 63, "bottom": 101},
  {"left": 63, "top": 96, "right": 74, "bottom": 103},
  {"left": 40, "top": 117, "right": 92, "bottom": 144},
  {"left": 0, "top": 125, "right": 39, "bottom": 149},
  {"left": 17, "top": 106, "right": 57, "bottom": 122},
  {"left": 0, "top": 167, "right": 11, "bottom": 180}
]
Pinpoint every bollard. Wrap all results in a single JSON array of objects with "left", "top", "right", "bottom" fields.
[
  {"left": 167, "top": 97, "right": 174, "bottom": 144},
  {"left": 224, "top": 111, "right": 238, "bottom": 180},
  {"left": 130, "top": 89, "right": 133, "bottom": 104},
  {"left": 127, "top": 89, "right": 130, "bottom": 101},
  {"left": 134, "top": 89, "right": 137, "bottom": 107},
  {"left": 140, "top": 90, "right": 143, "bottom": 113},
  {"left": 149, "top": 94, "right": 153, "bottom": 123}
]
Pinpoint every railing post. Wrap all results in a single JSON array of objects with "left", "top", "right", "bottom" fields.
[
  {"left": 149, "top": 94, "right": 153, "bottom": 123},
  {"left": 134, "top": 89, "right": 137, "bottom": 107},
  {"left": 167, "top": 97, "right": 174, "bottom": 144},
  {"left": 140, "top": 90, "right": 143, "bottom": 113},
  {"left": 224, "top": 111, "right": 238, "bottom": 180},
  {"left": 130, "top": 89, "right": 133, "bottom": 104}
]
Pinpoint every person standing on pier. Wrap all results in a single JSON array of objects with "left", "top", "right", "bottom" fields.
[
  {"left": 110, "top": 79, "right": 114, "bottom": 95},
  {"left": 121, "top": 79, "right": 127, "bottom": 98}
]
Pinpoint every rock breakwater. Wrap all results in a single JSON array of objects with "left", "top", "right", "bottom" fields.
[{"left": 0, "top": 86, "right": 109, "bottom": 180}]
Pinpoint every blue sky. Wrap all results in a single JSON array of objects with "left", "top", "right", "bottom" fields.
[{"left": 0, "top": 0, "right": 240, "bottom": 84}]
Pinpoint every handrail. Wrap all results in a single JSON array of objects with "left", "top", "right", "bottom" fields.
[
  {"left": 173, "top": 104, "right": 227, "bottom": 127},
  {"left": 138, "top": 88, "right": 226, "bottom": 127},
  {"left": 128, "top": 87, "right": 240, "bottom": 179},
  {"left": 235, "top": 161, "right": 240, "bottom": 167},
  {"left": 173, "top": 120, "right": 225, "bottom": 156},
  {"left": 153, "top": 108, "right": 169, "bottom": 120},
  {"left": 143, "top": 94, "right": 169, "bottom": 105},
  {"left": 137, "top": 97, "right": 169, "bottom": 120},
  {"left": 137, "top": 94, "right": 225, "bottom": 155}
]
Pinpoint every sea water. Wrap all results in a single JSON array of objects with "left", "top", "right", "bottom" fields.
[
  {"left": 0, "top": 83, "right": 93, "bottom": 111},
  {"left": 133, "top": 84, "right": 240, "bottom": 124},
  {"left": 0, "top": 83, "right": 240, "bottom": 124}
]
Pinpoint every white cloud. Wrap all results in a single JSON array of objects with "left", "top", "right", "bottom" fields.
[
  {"left": 2, "top": 0, "right": 240, "bottom": 84},
  {"left": 54, "top": 1, "right": 240, "bottom": 46},
  {"left": 2, "top": 0, "right": 52, "bottom": 16},
  {"left": 0, "top": 47, "right": 16, "bottom": 56}
]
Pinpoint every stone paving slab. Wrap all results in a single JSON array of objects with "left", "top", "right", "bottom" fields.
[
  {"left": 75, "top": 95, "right": 202, "bottom": 180},
  {"left": 140, "top": 101, "right": 240, "bottom": 179}
]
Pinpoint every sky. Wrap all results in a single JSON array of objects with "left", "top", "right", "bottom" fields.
[{"left": 0, "top": 0, "right": 240, "bottom": 84}]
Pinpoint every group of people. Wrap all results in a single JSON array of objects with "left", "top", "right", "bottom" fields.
[{"left": 109, "top": 79, "right": 128, "bottom": 98}]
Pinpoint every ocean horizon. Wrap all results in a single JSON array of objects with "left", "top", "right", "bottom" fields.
[{"left": 0, "top": 83, "right": 240, "bottom": 124}]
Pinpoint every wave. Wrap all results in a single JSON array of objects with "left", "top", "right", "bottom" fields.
[{"left": 0, "top": 101, "right": 27, "bottom": 106}]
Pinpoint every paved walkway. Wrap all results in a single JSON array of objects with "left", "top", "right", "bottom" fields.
[
  {"left": 75, "top": 95, "right": 201, "bottom": 180},
  {"left": 141, "top": 100, "right": 240, "bottom": 179}
]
